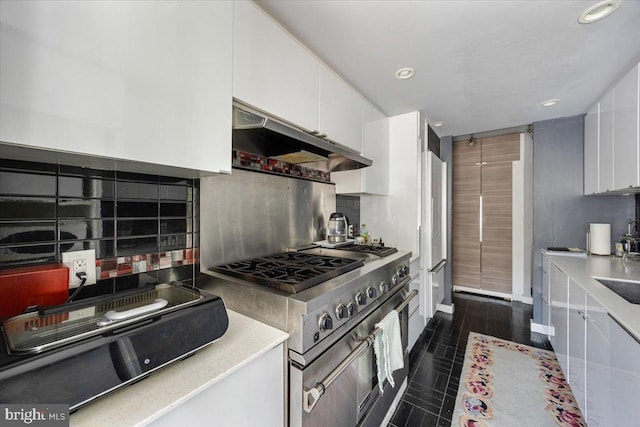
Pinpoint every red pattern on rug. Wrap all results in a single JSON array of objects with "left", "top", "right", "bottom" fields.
[{"left": 457, "top": 334, "right": 587, "bottom": 427}]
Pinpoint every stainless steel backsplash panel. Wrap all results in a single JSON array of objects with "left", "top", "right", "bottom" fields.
[{"left": 200, "top": 169, "right": 336, "bottom": 268}]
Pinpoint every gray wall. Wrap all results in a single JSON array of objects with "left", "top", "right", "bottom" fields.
[
  {"left": 440, "top": 135, "right": 454, "bottom": 305},
  {"left": 531, "top": 115, "right": 635, "bottom": 322}
]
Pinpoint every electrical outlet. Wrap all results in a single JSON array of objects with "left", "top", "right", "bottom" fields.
[{"left": 62, "top": 249, "right": 97, "bottom": 288}]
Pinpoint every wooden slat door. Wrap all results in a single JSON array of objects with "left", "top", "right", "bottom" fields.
[
  {"left": 452, "top": 142, "right": 481, "bottom": 288},
  {"left": 452, "top": 133, "right": 519, "bottom": 296},
  {"left": 480, "top": 162, "right": 513, "bottom": 293}
]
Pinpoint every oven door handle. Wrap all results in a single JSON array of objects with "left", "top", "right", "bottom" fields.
[{"left": 302, "top": 289, "right": 418, "bottom": 413}]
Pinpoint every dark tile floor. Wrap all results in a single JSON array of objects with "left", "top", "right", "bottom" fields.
[{"left": 388, "top": 292, "right": 552, "bottom": 427}]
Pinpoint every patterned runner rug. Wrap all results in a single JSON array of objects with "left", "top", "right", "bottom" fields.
[{"left": 452, "top": 332, "right": 586, "bottom": 427}]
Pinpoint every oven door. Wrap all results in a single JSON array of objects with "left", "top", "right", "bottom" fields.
[{"left": 289, "top": 283, "right": 415, "bottom": 427}]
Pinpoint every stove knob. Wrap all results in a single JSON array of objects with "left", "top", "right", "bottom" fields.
[
  {"left": 346, "top": 302, "right": 357, "bottom": 317},
  {"left": 392, "top": 273, "right": 399, "bottom": 286},
  {"left": 403, "top": 265, "right": 410, "bottom": 276},
  {"left": 397, "top": 268, "right": 405, "bottom": 278},
  {"left": 319, "top": 312, "right": 333, "bottom": 332},
  {"left": 379, "top": 281, "right": 388, "bottom": 293},
  {"left": 335, "top": 303, "right": 348, "bottom": 320},
  {"left": 366, "top": 286, "right": 377, "bottom": 299},
  {"left": 355, "top": 292, "right": 367, "bottom": 306}
]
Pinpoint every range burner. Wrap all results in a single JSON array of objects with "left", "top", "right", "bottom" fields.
[
  {"left": 333, "top": 244, "right": 398, "bottom": 258},
  {"left": 210, "top": 252, "right": 364, "bottom": 294}
]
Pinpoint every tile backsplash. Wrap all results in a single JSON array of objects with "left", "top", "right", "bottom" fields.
[
  {"left": 0, "top": 159, "right": 199, "bottom": 298},
  {"left": 336, "top": 195, "right": 360, "bottom": 236}
]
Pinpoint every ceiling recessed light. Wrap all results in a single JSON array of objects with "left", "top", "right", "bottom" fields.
[
  {"left": 432, "top": 121, "right": 444, "bottom": 127},
  {"left": 579, "top": 0, "right": 620, "bottom": 24},
  {"left": 541, "top": 99, "right": 559, "bottom": 107},
  {"left": 395, "top": 67, "right": 415, "bottom": 80}
]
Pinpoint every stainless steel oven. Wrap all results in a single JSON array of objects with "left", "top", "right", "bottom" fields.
[
  {"left": 202, "top": 246, "right": 413, "bottom": 427},
  {"left": 290, "top": 283, "right": 415, "bottom": 427}
]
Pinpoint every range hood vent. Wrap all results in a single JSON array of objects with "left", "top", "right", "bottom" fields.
[{"left": 232, "top": 102, "right": 372, "bottom": 172}]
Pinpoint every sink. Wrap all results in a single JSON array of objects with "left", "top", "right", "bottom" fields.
[{"left": 595, "top": 279, "right": 640, "bottom": 304}]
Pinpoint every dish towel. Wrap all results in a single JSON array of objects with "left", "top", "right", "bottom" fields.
[{"left": 372, "top": 310, "right": 404, "bottom": 393}]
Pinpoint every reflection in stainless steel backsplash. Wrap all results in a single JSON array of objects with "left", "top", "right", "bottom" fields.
[{"left": 200, "top": 169, "right": 336, "bottom": 268}]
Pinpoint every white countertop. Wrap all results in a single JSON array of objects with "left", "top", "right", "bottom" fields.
[
  {"left": 70, "top": 310, "right": 288, "bottom": 427},
  {"left": 543, "top": 252, "right": 640, "bottom": 342}
]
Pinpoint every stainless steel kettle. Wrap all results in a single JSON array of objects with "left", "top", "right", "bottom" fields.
[{"left": 327, "top": 213, "right": 348, "bottom": 243}]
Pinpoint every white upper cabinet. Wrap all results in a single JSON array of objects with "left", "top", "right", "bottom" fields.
[
  {"left": 598, "top": 88, "right": 615, "bottom": 192},
  {"left": 361, "top": 111, "right": 423, "bottom": 254},
  {"left": 333, "top": 103, "right": 389, "bottom": 195},
  {"left": 233, "top": 0, "right": 319, "bottom": 132},
  {"left": 585, "top": 62, "right": 640, "bottom": 193},
  {"left": 584, "top": 102, "right": 599, "bottom": 195},
  {"left": 613, "top": 63, "right": 639, "bottom": 190},
  {"left": 0, "top": 1, "right": 233, "bottom": 175},
  {"left": 234, "top": 1, "right": 370, "bottom": 155},
  {"left": 318, "top": 67, "right": 364, "bottom": 153}
]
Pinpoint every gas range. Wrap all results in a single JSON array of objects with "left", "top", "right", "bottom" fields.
[{"left": 202, "top": 246, "right": 411, "bottom": 364}]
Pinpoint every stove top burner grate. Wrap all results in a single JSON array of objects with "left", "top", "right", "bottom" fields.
[
  {"left": 332, "top": 244, "right": 398, "bottom": 257},
  {"left": 210, "top": 252, "right": 364, "bottom": 293}
]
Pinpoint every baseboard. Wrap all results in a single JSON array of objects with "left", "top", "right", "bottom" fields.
[
  {"left": 530, "top": 320, "right": 555, "bottom": 336},
  {"left": 436, "top": 303, "right": 454, "bottom": 314},
  {"left": 511, "top": 294, "right": 533, "bottom": 305},
  {"left": 380, "top": 377, "right": 408, "bottom": 426},
  {"left": 453, "top": 285, "right": 512, "bottom": 300}
]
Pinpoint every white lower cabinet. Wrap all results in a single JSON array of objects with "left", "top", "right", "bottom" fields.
[
  {"left": 567, "top": 279, "right": 586, "bottom": 413},
  {"left": 585, "top": 293, "right": 611, "bottom": 427},
  {"left": 541, "top": 255, "right": 551, "bottom": 336},
  {"left": 150, "top": 343, "right": 285, "bottom": 427},
  {"left": 610, "top": 316, "right": 640, "bottom": 427},
  {"left": 408, "top": 265, "right": 424, "bottom": 352},
  {"left": 549, "top": 264, "right": 568, "bottom": 375},
  {"left": 547, "top": 257, "right": 639, "bottom": 427}
]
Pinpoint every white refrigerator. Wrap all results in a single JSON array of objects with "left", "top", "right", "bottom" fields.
[{"left": 422, "top": 151, "right": 447, "bottom": 318}]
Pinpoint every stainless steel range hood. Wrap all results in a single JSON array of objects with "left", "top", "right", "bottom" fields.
[{"left": 232, "top": 101, "right": 372, "bottom": 172}]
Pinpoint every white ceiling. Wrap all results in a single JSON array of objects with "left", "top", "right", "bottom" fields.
[{"left": 255, "top": 0, "right": 640, "bottom": 137}]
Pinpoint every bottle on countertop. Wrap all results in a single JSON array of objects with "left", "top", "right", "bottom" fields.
[{"left": 360, "top": 224, "right": 369, "bottom": 244}]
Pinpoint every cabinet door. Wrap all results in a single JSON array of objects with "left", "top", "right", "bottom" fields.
[
  {"left": 361, "top": 111, "right": 420, "bottom": 254},
  {"left": 542, "top": 255, "right": 551, "bottom": 335},
  {"left": 452, "top": 142, "right": 481, "bottom": 288},
  {"left": 333, "top": 104, "right": 389, "bottom": 195},
  {"left": 233, "top": 0, "right": 319, "bottom": 132},
  {"left": 150, "top": 343, "right": 284, "bottom": 427},
  {"left": 610, "top": 316, "right": 640, "bottom": 427},
  {"left": 407, "top": 274, "right": 423, "bottom": 352},
  {"left": 567, "top": 279, "right": 586, "bottom": 413},
  {"left": 0, "top": 1, "right": 232, "bottom": 174},
  {"left": 549, "top": 264, "right": 568, "bottom": 375},
  {"left": 613, "top": 63, "right": 639, "bottom": 190},
  {"left": 480, "top": 134, "right": 520, "bottom": 163},
  {"left": 480, "top": 162, "right": 512, "bottom": 294},
  {"left": 585, "top": 293, "right": 611, "bottom": 426},
  {"left": 584, "top": 102, "right": 599, "bottom": 194},
  {"left": 598, "top": 89, "right": 614, "bottom": 192},
  {"left": 318, "top": 67, "right": 364, "bottom": 153}
]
